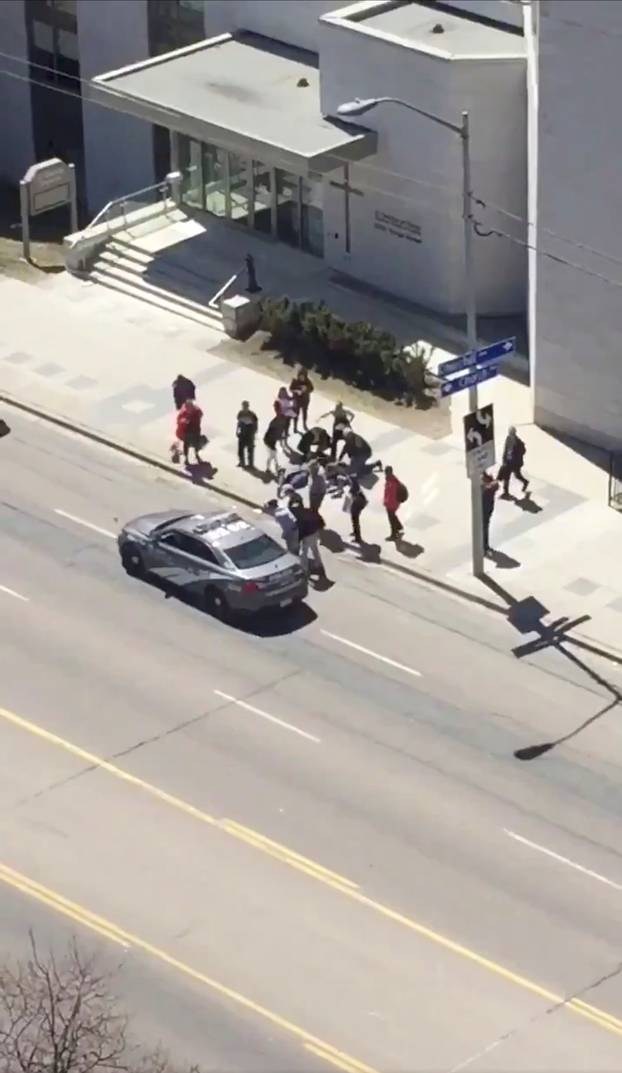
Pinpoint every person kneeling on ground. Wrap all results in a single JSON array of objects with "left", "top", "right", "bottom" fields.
[
  {"left": 298, "top": 425, "right": 331, "bottom": 463},
  {"left": 338, "top": 431, "right": 381, "bottom": 477}
]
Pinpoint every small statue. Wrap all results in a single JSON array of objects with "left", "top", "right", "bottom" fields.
[{"left": 245, "top": 253, "right": 261, "bottom": 294}]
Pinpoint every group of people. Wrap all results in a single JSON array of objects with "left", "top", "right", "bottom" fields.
[{"left": 171, "top": 371, "right": 530, "bottom": 565}]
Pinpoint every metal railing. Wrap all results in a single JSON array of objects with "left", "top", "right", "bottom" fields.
[
  {"left": 208, "top": 270, "right": 241, "bottom": 309},
  {"left": 81, "top": 178, "right": 174, "bottom": 236},
  {"left": 608, "top": 451, "right": 622, "bottom": 511}
]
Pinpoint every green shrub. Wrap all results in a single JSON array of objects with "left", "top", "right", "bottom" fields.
[{"left": 258, "top": 298, "right": 430, "bottom": 405}]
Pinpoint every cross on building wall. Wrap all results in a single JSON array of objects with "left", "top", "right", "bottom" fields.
[{"left": 329, "top": 164, "right": 363, "bottom": 253}]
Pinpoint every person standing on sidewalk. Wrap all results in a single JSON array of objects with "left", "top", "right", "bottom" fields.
[
  {"left": 308, "top": 460, "right": 327, "bottom": 513},
  {"left": 263, "top": 498, "right": 299, "bottom": 555},
  {"left": 320, "top": 401, "right": 354, "bottom": 460},
  {"left": 291, "top": 501, "right": 326, "bottom": 579},
  {"left": 348, "top": 476, "right": 368, "bottom": 544},
  {"left": 481, "top": 470, "right": 499, "bottom": 556},
  {"left": 383, "top": 465, "right": 406, "bottom": 541},
  {"left": 236, "top": 400, "right": 258, "bottom": 469},
  {"left": 276, "top": 386, "right": 296, "bottom": 445},
  {"left": 263, "top": 403, "right": 286, "bottom": 478},
  {"left": 498, "top": 425, "right": 529, "bottom": 497},
  {"left": 290, "top": 368, "right": 314, "bottom": 432},
  {"left": 172, "top": 374, "right": 196, "bottom": 411},
  {"left": 176, "top": 398, "right": 204, "bottom": 466}
]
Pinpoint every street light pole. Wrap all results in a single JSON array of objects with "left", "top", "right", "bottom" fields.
[
  {"left": 460, "top": 111, "right": 484, "bottom": 577},
  {"left": 336, "top": 96, "right": 485, "bottom": 577}
]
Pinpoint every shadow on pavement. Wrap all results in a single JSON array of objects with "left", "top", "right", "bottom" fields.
[
  {"left": 514, "top": 493, "right": 542, "bottom": 514},
  {"left": 395, "top": 538, "right": 424, "bottom": 561},
  {"left": 481, "top": 576, "right": 622, "bottom": 760},
  {"left": 321, "top": 528, "right": 346, "bottom": 553},
  {"left": 145, "top": 575, "right": 316, "bottom": 636},
  {"left": 487, "top": 548, "right": 521, "bottom": 569}
]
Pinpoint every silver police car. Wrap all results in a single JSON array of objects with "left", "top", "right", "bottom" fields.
[{"left": 118, "top": 509, "right": 307, "bottom": 618}]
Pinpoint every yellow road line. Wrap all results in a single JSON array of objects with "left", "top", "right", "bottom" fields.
[
  {"left": 2, "top": 705, "right": 622, "bottom": 1041},
  {"left": 0, "top": 861, "right": 378, "bottom": 1073},
  {"left": 222, "top": 819, "right": 358, "bottom": 890}
]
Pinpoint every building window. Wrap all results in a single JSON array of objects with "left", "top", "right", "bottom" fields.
[
  {"left": 25, "top": 0, "right": 84, "bottom": 206},
  {"left": 149, "top": 2, "right": 206, "bottom": 181},
  {"left": 148, "top": 0, "right": 205, "bottom": 57}
]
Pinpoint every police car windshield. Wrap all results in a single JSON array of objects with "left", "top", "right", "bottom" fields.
[{"left": 225, "top": 535, "right": 282, "bottom": 569}]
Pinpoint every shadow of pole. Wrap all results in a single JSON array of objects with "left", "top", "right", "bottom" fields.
[{"left": 479, "top": 572, "right": 622, "bottom": 761}]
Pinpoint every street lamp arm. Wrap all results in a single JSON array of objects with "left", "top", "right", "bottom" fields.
[{"left": 337, "top": 96, "right": 463, "bottom": 136}]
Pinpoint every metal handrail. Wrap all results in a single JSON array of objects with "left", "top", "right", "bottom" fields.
[
  {"left": 82, "top": 179, "right": 171, "bottom": 234},
  {"left": 208, "top": 270, "right": 241, "bottom": 309}
]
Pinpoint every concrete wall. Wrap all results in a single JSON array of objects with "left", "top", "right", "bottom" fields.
[
  {"left": 319, "top": 16, "right": 527, "bottom": 315},
  {"left": 205, "top": 0, "right": 339, "bottom": 52},
  {"left": 0, "top": 0, "right": 35, "bottom": 185},
  {"left": 534, "top": 0, "right": 622, "bottom": 449},
  {"left": 78, "top": 0, "right": 155, "bottom": 215}
]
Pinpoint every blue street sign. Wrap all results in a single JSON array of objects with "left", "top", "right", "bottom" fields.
[
  {"left": 438, "top": 336, "right": 515, "bottom": 379},
  {"left": 440, "top": 364, "right": 499, "bottom": 398}
]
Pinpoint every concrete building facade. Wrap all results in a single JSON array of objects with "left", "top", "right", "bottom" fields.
[{"left": 1, "top": 0, "right": 621, "bottom": 450}]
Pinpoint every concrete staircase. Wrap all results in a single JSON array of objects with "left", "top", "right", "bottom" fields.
[{"left": 88, "top": 228, "right": 226, "bottom": 331}]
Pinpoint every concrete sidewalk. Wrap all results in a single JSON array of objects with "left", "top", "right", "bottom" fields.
[{"left": 1, "top": 271, "right": 620, "bottom": 659}]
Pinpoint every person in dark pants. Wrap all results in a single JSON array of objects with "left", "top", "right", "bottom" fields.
[
  {"left": 298, "top": 426, "right": 331, "bottom": 463},
  {"left": 498, "top": 425, "right": 529, "bottom": 497},
  {"left": 236, "top": 400, "right": 258, "bottom": 468},
  {"left": 348, "top": 476, "right": 368, "bottom": 543},
  {"left": 172, "top": 374, "right": 196, "bottom": 411},
  {"left": 383, "top": 465, "right": 404, "bottom": 541},
  {"left": 481, "top": 471, "right": 499, "bottom": 555},
  {"left": 263, "top": 403, "right": 287, "bottom": 477},
  {"left": 339, "top": 431, "right": 381, "bottom": 477},
  {"left": 176, "top": 398, "right": 204, "bottom": 465},
  {"left": 320, "top": 402, "right": 354, "bottom": 460},
  {"left": 308, "top": 461, "right": 327, "bottom": 513},
  {"left": 290, "top": 368, "right": 314, "bottom": 432}
]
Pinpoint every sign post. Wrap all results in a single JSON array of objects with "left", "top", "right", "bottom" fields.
[
  {"left": 463, "top": 404, "right": 495, "bottom": 479},
  {"left": 437, "top": 336, "right": 515, "bottom": 576},
  {"left": 20, "top": 158, "right": 78, "bottom": 263}
]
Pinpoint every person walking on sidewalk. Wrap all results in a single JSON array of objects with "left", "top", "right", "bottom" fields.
[
  {"left": 236, "top": 400, "right": 258, "bottom": 469},
  {"left": 172, "top": 374, "right": 196, "bottom": 411},
  {"left": 383, "top": 465, "right": 407, "bottom": 541},
  {"left": 348, "top": 476, "right": 368, "bottom": 544},
  {"left": 481, "top": 470, "right": 499, "bottom": 556},
  {"left": 320, "top": 401, "right": 354, "bottom": 460},
  {"left": 498, "top": 425, "right": 529, "bottom": 497},
  {"left": 176, "top": 398, "right": 204, "bottom": 466},
  {"left": 263, "top": 404, "right": 287, "bottom": 478},
  {"left": 291, "top": 501, "right": 326, "bottom": 579},
  {"left": 290, "top": 368, "right": 314, "bottom": 432},
  {"left": 308, "top": 460, "right": 327, "bottom": 513}
]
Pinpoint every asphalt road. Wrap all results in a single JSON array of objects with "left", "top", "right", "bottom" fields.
[{"left": 1, "top": 408, "right": 622, "bottom": 1072}]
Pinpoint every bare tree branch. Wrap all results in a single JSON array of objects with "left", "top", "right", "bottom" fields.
[{"left": 0, "top": 936, "right": 199, "bottom": 1073}]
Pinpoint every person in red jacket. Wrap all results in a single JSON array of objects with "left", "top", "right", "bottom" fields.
[
  {"left": 176, "top": 398, "right": 204, "bottom": 465},
  {"left": 383, "top": 465, "right": 404, "bottom": 541}
]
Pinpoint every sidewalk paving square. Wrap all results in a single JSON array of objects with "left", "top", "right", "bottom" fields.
[{"left": 1, "top": 271, "right": 620, "bottom": 658}]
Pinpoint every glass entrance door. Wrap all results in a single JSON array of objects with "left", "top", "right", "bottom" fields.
[
  {"left": 276, "top": 168, "right": 301, "bottom": 247},
  {"left": 203, "top": 144, "right": 227, "bottom": 216},
  {"left": 251, "top": 161, "right": 273, "bottom": 234}
]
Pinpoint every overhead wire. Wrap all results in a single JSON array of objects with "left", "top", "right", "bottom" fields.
[{"left": 2, "top": 40, "right": 622, "bottom": 287}]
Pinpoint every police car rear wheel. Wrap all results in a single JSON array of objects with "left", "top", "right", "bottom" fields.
[
  {"left": 121, "top": 543, "right": 144, "bottom": 578},
  {"left": 205, "top": 586, "right": 230, "bottom": 621}
]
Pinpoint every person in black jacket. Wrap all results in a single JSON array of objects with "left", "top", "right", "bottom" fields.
[
  {"left": 172, "top": 374, "right": 196, "bottom": 411},
  {"left": 290, "top": 501, "right": 326, "bottom": 578},
  {"left": 236, "top": 400, "right": 258, "bottom": 468},
  {"left": 498, "top": 425, "right": 529, "bottom": 496},
  {"left": 348, "top": 476, "right": 368, "bottom": 544},
  {"left": 263, "top": 403, "right": 287, "bottom": 477},
  {"left": 298, "top": 425, "right": 331, "bottom": 462}
]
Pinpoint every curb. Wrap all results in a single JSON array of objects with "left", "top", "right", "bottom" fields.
[{"left": 2, "top": 390, "right": 621, "bottom": 670}]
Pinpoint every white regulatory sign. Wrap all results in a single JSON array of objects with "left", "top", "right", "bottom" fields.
[{"left": 463, "top": 404, "right": 495, "bottom": 479}]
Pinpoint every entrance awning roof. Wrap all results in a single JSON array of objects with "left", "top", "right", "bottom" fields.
[{"left": 91, "top": 32, "right": 377, "bottom": 176}]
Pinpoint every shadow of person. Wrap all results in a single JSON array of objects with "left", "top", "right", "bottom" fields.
[
  {"left": 395, "top": 538, "right": 424, "bottom": 561},
  {"left": 320, "top": 528, "right": 346, "bottom": 553},
  {"left": 358, "top": 541, "right": 381, "bottom": 563},
  {"left": 311, "top": 574, "right": 334, "bottom": 592},
  {"left": 185, "top": 461, "right": 218, "bottom": 484},
  {"left": 514, "top": 493, "right": 543, "bottom": 514},
  {"left": 487, "top": 548, "right": 521, "bottom": 569}
]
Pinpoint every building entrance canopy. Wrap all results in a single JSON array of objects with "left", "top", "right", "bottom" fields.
[{"left": 92, "top": 32, "right": 377, "bottom": 176}]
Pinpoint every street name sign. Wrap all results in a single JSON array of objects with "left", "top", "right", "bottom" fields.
[
  {"left": 440, "top": 364, "right": 498, "bottom": 398},
  {"left": 438, "top": 337, "right": 515, "bottom": 380},
  {"left": 464, "top": 404, "right": 495, "bottom": 479}
]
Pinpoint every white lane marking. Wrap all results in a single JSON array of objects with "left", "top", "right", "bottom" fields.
[
  {"left": 0, "top": 584, "right": 29, "bottom": 602},
  {"left": 320, "top": 630, "right": 422, "bottom": 678},
  {"left": 505, "top": 830, "right": 622, "bottom": 891},
  {"left": 213, "top": 690, "right": 321, "bottom": 744},
  {"left": 54, "top": 509, "right": 116, "bottom": 539}
]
